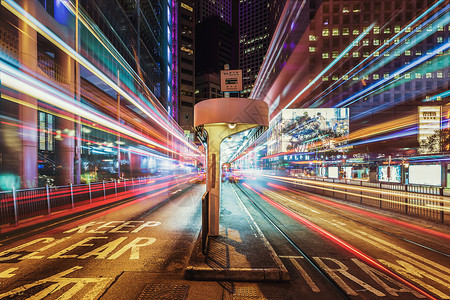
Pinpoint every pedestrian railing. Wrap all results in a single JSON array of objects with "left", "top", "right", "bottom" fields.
[
  {"left": 270, "top": 175, "right": 449, "bottom": 224},
  {"left": 0, "top": 174, "right": 192, "bottom": 228}
]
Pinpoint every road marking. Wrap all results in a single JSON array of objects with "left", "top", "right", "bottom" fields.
[
  {"left": 20, "top": 237, "right": 72, "bottom": 260},
  {"left": 313, "top": 257, "right": 385, "bottom": 296},
  {"left": 64, "top": 220, "right": 161, "bottom": 234},
  {"left": 331, "top": 223, "right": 450, "bottom": 298},
  {"left": 0, "top": 266, "right": 112, "bottom": 300},
  {"left": 279, "top": 255, "right": 304, "bottom": 259},
  {"left": 0, "top": 268, "right": 18, "bottom": 278},
  {"left": 289, "top": 257, "right": 320, "bottom": 292},
  {"left": 263, "top": 189, "right": 320, "bottom": 214},
  {"left": 78, "top": 237, "right": 128, "bottom": 259},
  {"left": 48, "top": 237, "right": 108, "bottom": 259},
  {"left": 353, "top": 258, "right": 425, "bottom": 298},
  {"left": 107, "top": 237, "right": 156, "bottom": 259},
  {"left": 0, "top": 238, "right": 54, "bottom": 261}
]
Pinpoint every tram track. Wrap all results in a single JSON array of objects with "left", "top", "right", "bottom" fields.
[{"left": 232, "top": 182, "right": 440, "bottom": 300}]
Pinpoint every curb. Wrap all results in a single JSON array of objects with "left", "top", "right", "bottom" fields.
[{"left": 185, "top": 266, "right": 289, "bottom": 282}]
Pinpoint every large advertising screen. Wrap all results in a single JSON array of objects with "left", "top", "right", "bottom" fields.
[
  {"left": 378, "top": 165, "right": 402, "bottom": 183},
  {"left": 409, "top": 164, "right": 441, "bottom": 186},
  {"left": 272, "top": 108, "right": 349, "bottom": 153}
]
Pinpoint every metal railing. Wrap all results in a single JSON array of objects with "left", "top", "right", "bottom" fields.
[{"left": 0, "top": 176, "right": 165, "bottom": 228}]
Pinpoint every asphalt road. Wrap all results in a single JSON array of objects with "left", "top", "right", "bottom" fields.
[{"left": 0, "top": 177, "right": 449, "bottom": 299}]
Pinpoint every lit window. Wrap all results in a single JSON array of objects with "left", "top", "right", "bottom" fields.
[
  {"left": 426, "top": 73, "right": 432, "bottom": 78},
  {"left": 343, "top": 75, "right": 349, "bottom": 80},
  {"left": 352, "top": 52, "right": 359, "bottom": 57},
  {"left": 384, "top": 28, "right": 391, "bottom": 34},
  {"left": 416, "top": 50, "right": 422, "bottom": 56},
  {"left": 343, "top": 53, "right": 349, "bottom": 58},
  {"left": 363, "top": 51, "right": 369, "bottom": 57},
  {"left": 332, "top": 75, "right": 338, "bottom": 81},
  {"left": 405, "top": 50, "right": 411, "bottom": 56},
  {"left": 405, "top": 38, "right": 410, "bottom": 44},
  {"left": 342, "top": 6, "right": 349, "bottom": 13},
  {"left": 353, "top": 29, "right": 359, "bottom": 35},
  {"left": 394, "top": 25, "right": 401, "bottom": 33},
  {"left": 373, "top": 39, "right": 380, "bottom": 45},
  {"left": 322, "top": 53, "right": 329, "bottom": 59},
  {"left": 332, "top": 28, "right": 339, "bottom": 36},
  {"left": 383, "top": 73, "right": 389, "bottom": 79},
  {"left": 343, "top": 28, "right": 349, "bottom": 35},
  {"left": 437, "top": 26, "right": 444, "bottom": 31},
  {"left": 322, "top": 29, "right": 329, "bottom": 36},
  {"left": 309, "top": 34, "right": 317, "bottom": 41},
  {"left": 384, "top": 52, "right": 390, "bottom": 57},
  {"left": 363, "top": 75, "right": 369, "bottom": 80},
  {"left": 437, "top": 72, "right": 443, "bottom": 78},
  {"left": 437, "top": 36, "right": 443, "bottom": 43},
  {"left": 373, "top": 26, "right": 379, "bottom": 34},
  {"left": 363, "top": 39, "right": 369, "bottom": 46},
  {"left": 405, "top": 27, "right": 411, "bottom": 33},
  {"left": 352, "top": 76, "right": 359, "bottom": 80},
  {"left": 394, "top": 38, "right": 399, "bottom": 44},
  {"left": 309, "top": 47, "right": 316, "bottom": 52},
  {"left": 353, "top": 41, "right": 359, "bottom": 46},
  {"left": 384, "top": 39, "right": 389, "bottom": 45},
  {"left": 415, "top": 73, "right": 422, "bottom": 79},
  {"left": 322, "top": 76, "right": 329, "bottom": 81},
  {"left": 373, "top": 74, "right": 379, "bottom": 80},
  {"left": 405, "top": 73, "right": 410, "bottom": 79},
  {"left": 181, "top": 2, "right": 193, "bottom": 12},
  {"left": 427, "top": 25, "right": 433, "bottom": 32},
  {"left": 332, "top": 51, "right": 339, "bottom": 58}
]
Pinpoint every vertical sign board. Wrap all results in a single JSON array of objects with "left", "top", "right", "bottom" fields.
[
  {"left": 220, "top": 70, "right": 243, "bottom": 92},
  {"left": 418, "top": 106, "right": 441, "bottom": 154}
]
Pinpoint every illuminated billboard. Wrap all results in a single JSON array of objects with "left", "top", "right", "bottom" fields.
[
  {"left": 268, "top": 108, "right": 349, "bottom": 154},
  {"left": 378, "top": 165, "right": 402, "bottom": 183},
  {"left": 409, "top": 164, "right": 441, "bottom": 186},
  {"left": 418, "top": 106, "right": 441, "bottom": 154},
  {"left": 328, "top": 166, "right": 339, "bottom": 179}
]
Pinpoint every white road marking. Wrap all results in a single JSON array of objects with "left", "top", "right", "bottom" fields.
[{"left": 48, "top": 237, "right": 108, "bottom": 259}]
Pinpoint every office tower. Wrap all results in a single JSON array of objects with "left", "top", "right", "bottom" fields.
[
  {"left": 174, "top": 0, "right": 196, "bottom": 137},
  {"left": 195, "top": 0, "right": 232, "bottom": 26}
]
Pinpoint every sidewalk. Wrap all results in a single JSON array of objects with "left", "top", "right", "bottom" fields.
[{"left": 185, "top": 182, "right": 289, "bottom": 282}]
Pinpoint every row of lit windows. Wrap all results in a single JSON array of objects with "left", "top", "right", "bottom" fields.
[
  {"left": 321, "top": 71, "right": 447, "bottom": 82},
  {"left": 317, "top": 24, "right": 448, "bottom": 38},
  {"left": 318, "top": 48, "right": 445, "bottom": 58}
]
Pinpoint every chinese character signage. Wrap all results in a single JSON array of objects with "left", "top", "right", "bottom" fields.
[{"left": 220, "top": 69, "right": 243, "bottom": 92}]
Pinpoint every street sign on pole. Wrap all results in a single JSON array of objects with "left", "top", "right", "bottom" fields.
[{"left": 220, "top": 69, "right": 242, "bottom": 92}]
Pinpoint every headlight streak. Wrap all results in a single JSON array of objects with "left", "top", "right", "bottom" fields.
[
  {"left": 266, "top": 182, "right": 450, "bottom": 240},
  {"left": 1, "top": 62, "right": 176, "bottom": 154},
  {"left": 261, "top": 174, "right": 450, "bottom": 212},
  {"left": 1, "top": 0, "right": 200, "bottom": 155},
  {"left": 335, "top": 42, "right": 450, "bottom": 108},
  {"left": 241, "top": 182, "right": 438, "bottom": 300},
  {"left": 270, "top": 23, "right": 375, "bottom": 120}
]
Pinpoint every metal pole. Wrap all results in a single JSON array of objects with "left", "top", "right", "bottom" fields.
[
  {"left": 12, "top": 186, "right": 18, "bottom": 226},
  {"left": 103, "top": 180, "right": 106, "bottom": 200},
  {"left": 114, "top": 179, "right": 118, "bottom": 198},
  {"left": 46, "top": 184, "right": 51, "bottom": 215},
  {"left": 88, "top": 181, "right": 92, "bottom": 203},
  {"left": 70, "top": 183, "right": 74, "bottom": 209}
]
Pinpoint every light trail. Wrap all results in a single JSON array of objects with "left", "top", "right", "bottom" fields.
[{"left": 242, "top": 182, "right": 438, "bottom": 300}]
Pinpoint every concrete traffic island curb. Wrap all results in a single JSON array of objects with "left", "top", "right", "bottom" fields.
[{"left": 184, "top": 266, "right": 289, "bottom": 282}]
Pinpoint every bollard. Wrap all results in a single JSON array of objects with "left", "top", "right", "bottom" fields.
[{"left": 88, "top": 181, "right": 92, "bottom": 204}]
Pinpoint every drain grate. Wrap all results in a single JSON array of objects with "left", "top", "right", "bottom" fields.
[
  {"left": 232, "top": 286, "right": 287, "bottom": 300},
  {"left": 137, "top": 284, "right": 189, "bottom": 300}
]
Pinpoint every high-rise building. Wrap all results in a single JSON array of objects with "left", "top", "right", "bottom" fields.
[
  {"left": 195, "top": 0, "right": 232, "bottom": 26},
  {"left": 239, "top": 0, "right": 281, "bottom": 98},
  {"left": 0, "top": 0, "right": 177, "bottom": 188},
  {"left": 175, "top": 0, "right": 196, "bottom": 137}
]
